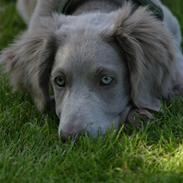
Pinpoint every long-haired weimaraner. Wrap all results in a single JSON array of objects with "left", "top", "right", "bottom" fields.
[{"left": 1, "top": 0, "right": 183, "bottom": 140}]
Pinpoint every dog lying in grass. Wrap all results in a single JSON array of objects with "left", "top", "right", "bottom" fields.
[{"left": 1, "top": 0, "right": 183, "bottom": 139}]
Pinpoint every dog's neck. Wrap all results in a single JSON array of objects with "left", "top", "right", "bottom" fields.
[
  {"left": 61, "top": 0, "right": 163, "bottom": 20},
  {"left": 64, "top": 0, "right": 121, "bottom": 15}
]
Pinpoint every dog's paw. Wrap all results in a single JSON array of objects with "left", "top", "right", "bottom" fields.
[{"left": 126, "top": 108, "right": 154, "bottom": 128}]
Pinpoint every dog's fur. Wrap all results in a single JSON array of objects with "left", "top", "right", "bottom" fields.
[{"left": 1, "top": 0, "right": 183, "bottom": 139}]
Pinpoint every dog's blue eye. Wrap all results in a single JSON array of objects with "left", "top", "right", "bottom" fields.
[
  {"left": 54, "top": 76, "right": 66, "bottom": 87},
  {"left": 100, "top": 76, "right": 114, "bottom": 86}
]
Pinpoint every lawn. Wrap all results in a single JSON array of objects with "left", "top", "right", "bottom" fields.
[{"left": 0, "top": 0, "right": 183, "bottom": 183}]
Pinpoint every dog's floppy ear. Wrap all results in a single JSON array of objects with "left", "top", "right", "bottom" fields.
[
  {"left": 111, "top": 4, "right": 176, "bottom": 111},
  {"left": 0, "top": 28, "right": 57, "bottom": 112}
]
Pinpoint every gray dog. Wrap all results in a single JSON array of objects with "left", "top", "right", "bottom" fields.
[{"left": 1, "top": 0, "right": 183, "bottom": 139}]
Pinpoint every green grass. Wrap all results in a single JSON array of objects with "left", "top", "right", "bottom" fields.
[{"left": 0, "top": 1, "right": 183, "bottom": 182}]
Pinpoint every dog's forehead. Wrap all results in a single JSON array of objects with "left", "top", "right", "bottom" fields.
[
  {"left": 55, "top": 11, "right": 118, "bottom": 35},
  {"left": 53, "top": 36, "right": 123, "bottom": 74},
  {"left": 52, "top": 11, "right": 124, "bottom": 75}
]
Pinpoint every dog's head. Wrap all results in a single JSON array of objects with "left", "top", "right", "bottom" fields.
[{"left": 1, "top": 4, "right": 175, "bottom": 139}]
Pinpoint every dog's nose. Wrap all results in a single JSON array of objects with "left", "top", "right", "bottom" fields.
[{"left": 59, "top": 122, "right": 84, "bottom": 141}]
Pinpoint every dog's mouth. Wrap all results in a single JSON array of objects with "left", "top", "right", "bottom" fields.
[{"left": 58, "top": 109, "right": 131, "bottom": 141}]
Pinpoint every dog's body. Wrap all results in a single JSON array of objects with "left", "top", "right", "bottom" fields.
[{"left": 1, "top": 0, "right": 183, "bottom": 139}]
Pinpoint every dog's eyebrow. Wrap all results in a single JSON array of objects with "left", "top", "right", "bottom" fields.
[
  {"left": 95, "top": 66, "right": 117, "bottom": 77},
  {"left": 51, "top": 68, "right": 66, "bottom": 78}
]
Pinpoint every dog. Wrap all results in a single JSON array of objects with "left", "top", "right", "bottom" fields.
[{"left": 1, "top": 0, "right": 183, "bottom": 139}]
